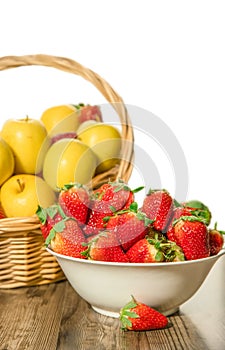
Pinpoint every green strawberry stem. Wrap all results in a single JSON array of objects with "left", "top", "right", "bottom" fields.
[{"left": 119, "top": 296, "right": 139, "bottom": 330}]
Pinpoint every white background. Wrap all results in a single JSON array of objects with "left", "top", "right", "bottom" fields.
[{"left": 0, "top": 0, "right": 224, "bottom": 228}]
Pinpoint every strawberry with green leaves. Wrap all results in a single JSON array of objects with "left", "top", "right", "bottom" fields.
[
  {"left": 120, "top": 296, "right": 168, "bottom": 331},
  {"left": 84, "top": 180, "right": 143, "bottom": 236},
  {"left": 141, "top": 189, "right": 173, "bottom": 233},
  {"left": 172, "top": 216, "right": 210, "bottom": 260},
  {"left": 46, "top": 217, "right": 87, "bottom": 258},
  {"left": 58, "top": 183, "right": 90, "bottom": 225},
  {"left": 166, "top": 199, "right": 211, "bottom": 241},
  {"left": 105, "top": 202, "right": 153, "bottom": 252},
  {"left": 82, "top": 230, "right": 129, "bottom": 262},
  {"left": 209, "top": 223, "right": 224, "bottom": 256},
  {"left": 36, "top": 204, "right": 64, "bottom": 240},
  {"left": 126, "top": 234, "right": 185, "bottom": 263},
  {"left": 183, "top": 199, "right": 211, "bottom": 226}
]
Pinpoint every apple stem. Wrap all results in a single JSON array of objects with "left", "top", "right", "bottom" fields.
[{"left": 17, "top": 178, "right": 25, "bottom": 192}]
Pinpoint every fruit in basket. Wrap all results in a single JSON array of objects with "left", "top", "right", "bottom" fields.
[
  {"left": 119, "top": 296, "right": 168, "bottom": 331},
  {"left": 0, "top": 203, "right": 6, "bottom": 219},
  {"left": 42, "top": 138, "right": 97, "bottom": 191},
  {"left": 45, "top": 217, "right": 87, "bottom": 258},
  {"left": 76, "top": 120, "right": 100, "bottom": 134},
  {"left": 51, "top": 132, "right": 77, "bottom": 145},
  {"left": 40, "top": 104, "right": 80, "bottom": 136},
  {"left": 74, "top": 103, "right": 102, "bottom": 124},
  {"left": 78, "top": 123, "right": 122, "bottom": 174},
  {"left": 0, "top": 137, "right": 15, "bottom": 186},
  {"left": 172, "top": 216, "right": 210, "bottom": 260},
  {"left": 0, "top": 174, "right": 56, "bottom": 217},
  {"left": 58, "top": 183, "right": 90, "bottom": 225},
  {"left": 0, "top": 116, "right": 49, "bottom": 174}
]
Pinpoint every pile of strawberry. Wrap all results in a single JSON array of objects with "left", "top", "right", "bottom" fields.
[{"left": 36, "top": 179, "right": 224, "bottom": 263}]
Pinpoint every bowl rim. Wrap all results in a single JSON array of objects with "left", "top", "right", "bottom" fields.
[{"left": 46, "top": 247, "right": 225, "bottom": 267}]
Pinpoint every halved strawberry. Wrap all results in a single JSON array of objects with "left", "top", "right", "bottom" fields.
[
  {"left": 82, "top": 230, "right": 129, "bottom": 262},
  {"left": 119, "top": 296, "right": 168, "bottom": 331},
  {"left": 46, "top": 217, "right": 87, "bottom": 258},
  {"left": 58, "top": 183, "right": 90, "bottom": 225},
  {"left": 141, "top": 189, "right": 173, "bottom": 233}
]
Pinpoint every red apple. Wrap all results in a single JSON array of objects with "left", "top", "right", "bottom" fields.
[
  {"left": 51, "top": 132, "right": 77, "bottom": 145},
  {"left": 75, "top": 104, "right": 102, "bottom": 124}
]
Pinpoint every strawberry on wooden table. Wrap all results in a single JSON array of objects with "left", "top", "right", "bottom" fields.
[
  {"left": 120, "top": 296, "right": 168, "bottom": 331},
  {"left": 36, "top": 204, "right": 64, "bottom": 240},
  {"left": 208, "top": 222, "right": 225, "bottom": 256},
  {"left": 84, "top": 180, "right": 143, "bottom": 236},
  {"left": 46, "top": 217, "right": 87, "bottom": 258},
  {"left": 105, "top": 202, "right": 153, "bottom": 252},
  {"left": 141, "top": 189, "right": 173, "bottom": 233},
  {"left": 82, "top": 230, "right": 129, "bottom": 262},
  {"left": 58, "top": 183, "right": 90, "bottom": 225},
  {"left": 173, "top": 215, "right": 210, "bottom": 260}
]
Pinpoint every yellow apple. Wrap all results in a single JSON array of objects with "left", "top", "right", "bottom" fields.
[
  {"left": 1, "top": 116, "right": 50, "bottom": 175},
  {"left": 78, "top": 123, "right": 121, "bottom": 173},
  {"left": 42, "top": 138, "right": 97, "bottom": 191},
  {"left": 76, "top": 120, "right": 100, "bottom": 134},
  {"left": 40, "top": 104, "right": 81, "bottom": 136},
  {"left": 0, "top": 174, "right": 56, "bottom": 217},
  {"left": 0, "top": 137, "right": 15, "bottom": 186}
]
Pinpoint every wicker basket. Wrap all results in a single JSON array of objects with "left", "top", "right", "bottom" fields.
[{"left": 0, "top": 54, "right": 134, "bottom": 288}]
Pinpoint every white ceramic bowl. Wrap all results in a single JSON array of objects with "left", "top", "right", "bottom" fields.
[{"left": 47, "top": 247, "right": 225, "bottom": 317}]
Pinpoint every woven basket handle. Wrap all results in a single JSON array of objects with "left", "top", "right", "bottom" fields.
[{"left": 0, "top": 54, "right": 134, "bottom": 187}]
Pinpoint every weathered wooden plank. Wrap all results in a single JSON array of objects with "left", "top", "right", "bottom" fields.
[{"left": 0, "top": 282, "right": 65, "bottom": 350}]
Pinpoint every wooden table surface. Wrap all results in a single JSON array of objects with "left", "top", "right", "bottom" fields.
[{"left": 0, "top": 256, "right": 224, "bottom": 350}]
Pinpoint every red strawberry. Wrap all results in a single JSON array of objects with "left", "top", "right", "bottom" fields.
[
  {"left": 82, "top": 230, "right": 129, "bottom": 262},
  {"left": 126, "top": 234, "right": 185, "bottom": 263},
  {"left": 209, "top": 223, "right": 224, "bottom": 256},
  {"left": 166, "top": 205, "right": 194, "bottom": 241},
  {"left": 141, "top": 189, "right": 173, "bottom": 232},
  {"left": 0, "top": 204, "right": 6, "bottom": 219},
  {"left": 119, "top": 296, "right": 168, "bottom": 331},
  {"left": 166, "top": 200, "right": 211, "bottom": 241},
  {"left": 58, "top": 183, "right": 90, "bottom": 225},
  {"left": 84, "top": 180, "right": 142, "bottom": 236},
  {"left": 36, "top": 204, "right": 64, "bottom": 239},
  {"left": 46, "top": 217, "right": 87, "bottom": 258},
  {"left": 173, "top": 216, "right": 210, "bottom": 260},
  {"left": 183, "top": 199, "right": 211, "bottom": 226},
  {"left": 105, "top": 202, "right": 153, "bottom": 252}
]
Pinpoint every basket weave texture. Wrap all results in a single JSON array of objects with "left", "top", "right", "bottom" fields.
[{"left": 0, "top": 54, "right": 134, "bottom": 288}]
